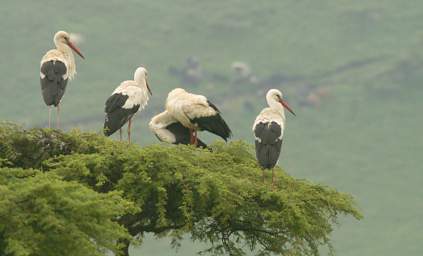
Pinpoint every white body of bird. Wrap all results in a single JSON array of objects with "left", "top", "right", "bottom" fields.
[
  {"left": 104, "top": 67, "right": 152, "bottom": 142},
  {"left": 111, "top": 73, "right": 150, "bottom": 111},
  {"left": 40, "top": 31, "right": 83, "bottom": 81},
  {"left": 253, "top": 90, "right": 287, "bottom": 142},
  {"left": 149, "top": 111, "right": 179, "bottom": 143},
  {"left": 149, "top": 110, "right": 208, "bottom": 148},
  {"left": 165, "top": 88, "right": 231, "bottom": 144},
  {"left": 166, "top": 88, "right": 216, "bottom": 129},
  {"left": 39, "top": 31, "right": 85, "bottom": 128},
  {"left": 253, "top": 89, "right": 295, "bottom": 186}
]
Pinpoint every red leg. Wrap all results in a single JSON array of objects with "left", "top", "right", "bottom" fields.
[
  {"left": 189, "top": 128, "right": 194, "bottom": 144},
  {"left": 127, "top": 118, "right": 132, "bottom": 144}
]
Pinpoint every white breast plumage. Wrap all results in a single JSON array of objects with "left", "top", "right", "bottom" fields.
[{"left": 113, "top": 81, "right": 150, "bottom": 110}]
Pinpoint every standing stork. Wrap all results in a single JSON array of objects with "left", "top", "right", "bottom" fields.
[
  {"left": 253, "top": 89, "right": 295, "bottom": 187},
  {"left": 149, "top": 110, "right": 207, "bottom": 148},
  {"left": 104, "top": 66, "right": 152, "bottom": 143},
  {"left": 165, "top": 88, "right": 231, "bottom": 145},
  {"left": 40, "top": 30, "right": 85, "bottom": 128}
]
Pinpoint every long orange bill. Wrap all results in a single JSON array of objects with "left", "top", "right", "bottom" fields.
[
  {"left": 280, "top": 99, "right": 296, "bottom": 116},
  {"left": 146, "top": 80, "right": 152, "bottom": 96},
  {"left": 66, "top": 40, "right": 85, "bottom": 59}
]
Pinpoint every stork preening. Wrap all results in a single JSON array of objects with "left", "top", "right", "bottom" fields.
[
  {"left": 104, "top": 66, "right": 152, "bottom": 143},
  {"left": 253, "top": 89, "right": 295, "bottom": 187},
  {"left": 40, "top": 30, "right": 85, "bottom": 128},
  {"left": 149, "top": 110, "right": 207, "bottom": 148},
  {"left": 165, "top": 88, "right": 231, "bottom": 145}
]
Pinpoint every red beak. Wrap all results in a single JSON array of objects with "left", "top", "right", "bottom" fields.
[
  {"left": 66, "top": 39, "right": 85, "bottom": 59},
  {"left": 279, "top": 99, "right": 296, "bottom": 116}
]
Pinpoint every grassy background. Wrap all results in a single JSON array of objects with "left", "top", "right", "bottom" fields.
[{"left": 1, "top": 0, "right": 422, "bottom": 255}]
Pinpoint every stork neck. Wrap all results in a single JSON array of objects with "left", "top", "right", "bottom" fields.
[
  {"left": 134, "top": 76, "right": 147, "bottom": 88},
  {"left": 55, "top": 41, "right": 71, "bottom": 56},
  {"left": 267, "top": 97, "right": 281, "bottom": 110},
  {"left": 134, "top": 71, "right": 147, "bottom": 88},
  {"left": 55, "top": 42, "right": 76, "bottom": 79},
  {"left": 267, "top": 97, "right": 285, "bottom": 117}
]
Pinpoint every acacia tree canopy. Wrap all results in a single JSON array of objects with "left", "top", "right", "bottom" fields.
[{"left": 0, "top": 123, "right": 362, "bottom": 256}]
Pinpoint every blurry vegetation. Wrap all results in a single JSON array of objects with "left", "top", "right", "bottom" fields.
[{"left": 0, "top": 123, "right": 361, "bottom": 256}]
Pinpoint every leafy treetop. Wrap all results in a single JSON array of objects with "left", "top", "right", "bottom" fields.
[{"left": 0, "top": 123, "right": 361, "bottom": 256}]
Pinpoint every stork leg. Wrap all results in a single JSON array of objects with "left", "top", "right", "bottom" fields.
[
  {"left": 127, "top": 118, "right": 132, "bottom": 144},
  {"left": 271, "top": 169, "right": 275, "bottom": 190},
  {"left": 189, "top": 128, "right": 194, "bottom": 145},
  {"left": 48, "top": 106, "right": 52, "bottom": 129},
  {"left": 56, "top": 104, "right": 61, "bottom": 129},
  {"left": 193, "top": 129, "right": 198, "bottom": 146},
  {"left": 119, "top": 129, "right": 122, "bottom": 141}
]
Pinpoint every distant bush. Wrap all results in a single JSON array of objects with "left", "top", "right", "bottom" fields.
[{"left": 0, "top": 123, "right": 361, "bottom": 256}]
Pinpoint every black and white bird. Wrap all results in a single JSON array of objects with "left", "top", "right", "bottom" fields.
[
  {"left": 40, "top": 30, "right": 85, "bottom": 128},
  {"left": 253, "top": 89, "right": 295, "bottom": 186},
  {"left": 149, "top": 110, "right": 207, "bottom": 148},
  {"left": 104, "top": 66, "right": 152, "bottom": 143},
  {"left": 165, "top": 88, "right": 231, "bottom": 145}
]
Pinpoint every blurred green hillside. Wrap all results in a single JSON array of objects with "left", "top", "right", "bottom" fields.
[{"left": 0, "top": 0, "right": 422, "bottom": 255}]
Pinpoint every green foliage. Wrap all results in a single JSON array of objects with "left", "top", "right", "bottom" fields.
[
  {"left": 0, "top": 124, "right": 361, "bottom": 256},
  {"left": 0, "top": 168, "right": 134, "bottom": 256}
]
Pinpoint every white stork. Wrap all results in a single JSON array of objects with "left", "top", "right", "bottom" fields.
[
  {"left": 103, "top": 66, "right": 152, "bottom": 143},
  {"left": 40, "top": 30, "right": 85, "bottom": 128},
  {"left": 165, "top": 88, "right": 231, "bottom": 145},
  {"left": 253, "top": 89, "right": 295, "bottom": 186},
  {"left": 149, "top": 110, "right": 207, "bottom": 148}
]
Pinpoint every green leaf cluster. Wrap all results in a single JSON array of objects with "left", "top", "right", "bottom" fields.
[{"left": 0, "top": 123, "right": 361, "bottom": 256}]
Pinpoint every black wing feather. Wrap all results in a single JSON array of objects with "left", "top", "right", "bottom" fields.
[
  {"left": 103, "top": 93, "right": 140, "bottom": 136},
  {"left": 105, "top": 93, "right": 128, "bottom": 113},
  {"left": 191, "top": 100, "right": 232, "bottom": 141},
  {"left": 40, "top": 60, "right": 68, "bottom": 106},
  {"left": 254, "top": 122, "right": 283, "bottom": 169}
]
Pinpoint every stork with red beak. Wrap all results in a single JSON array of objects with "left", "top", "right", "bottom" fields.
[
  {"left": 253, "top": 89, "right": 295, "bottom": 187},
  {"left": 40, "top": 30, "right": 85, "bottom": 129},
  {"left": 103, "top": 66, "right": 152, "bottom": 143}
]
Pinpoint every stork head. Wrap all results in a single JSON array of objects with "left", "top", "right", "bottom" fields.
[
  {"left": 266, "top": 89, "right": 296, "bottom": 116},
  {"left": 54, "top": 30, "right": 85, "bottom": 59},
  {"left": 134, "top": 66, "right": 152, "bottom": 96}
]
